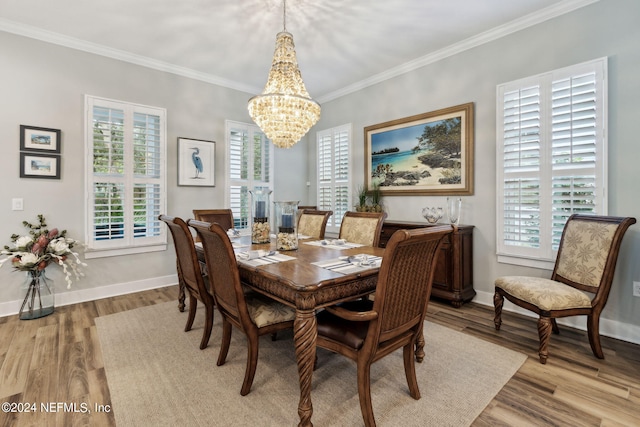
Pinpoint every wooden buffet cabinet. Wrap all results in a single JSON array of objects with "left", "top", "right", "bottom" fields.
[{"left": 378, "top": 221, "right": 475, "bottom": 307}]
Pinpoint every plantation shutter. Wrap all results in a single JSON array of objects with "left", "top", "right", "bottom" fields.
[
  {"left": 86, "top": 96, "right": 166, "bottom": 257},
  {"left": 317, "top": 124, "right": 352, "bottom": 232},
  {"left": 550, "top": 71, "right": 600, "bottom": 248},
  {"left": 496, "top": 58, "right": 607, "bottom": 268},
  {"left": 227, "top": 121, "right": 273, "bottom": 230},
  {"left": 501, "top": 85, "right": 542, "bottom": 251}
]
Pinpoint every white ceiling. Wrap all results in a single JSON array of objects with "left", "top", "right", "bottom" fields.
[{"left": 0, "top": 0, "right": 596, "bottom": 102}]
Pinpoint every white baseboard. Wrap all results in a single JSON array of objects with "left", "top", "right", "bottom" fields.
[
  {"left": 0, "top": 274, "right": 179, "bottom": 318},
  {"left": 472, "top": 290, "right": 640, "bottom": 346}
]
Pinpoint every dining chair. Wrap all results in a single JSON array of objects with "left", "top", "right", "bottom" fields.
[
  {"left": 494, "top": 214, "right": 636, "bottom": 364},
  {"left": 315, "top": 225, "right": 453, "bottom": 427},
  {"left": 338, "top": 211, "right": 387, "bottom": 247},
  {"left": 192, "top": 209, "right": 234, "bottom": 242},
  {"left": 297, "top": 209, "right": 333, "bottom": 239},
  {"left": 188, "top": 219, "right": 296, "bottom": 396},
  {"left": 159, "top": 215, "right": 215, "bottom": 350}
]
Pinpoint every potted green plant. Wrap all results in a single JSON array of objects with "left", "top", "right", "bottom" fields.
[{"left": 355, "top": 185, "right": 368, "bottom": 212}]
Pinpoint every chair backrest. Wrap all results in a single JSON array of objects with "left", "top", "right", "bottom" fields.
[
  {"left": 552, "top": 214, "right": 636, "bottom": 302},
  {"left": 188, "top": 220, "right": 251, "bottom": 328},
  {"left": 338, "top": 211, "right": 388, "bottom": 247},
  {"left": 367, "top": 225, "right": 453, "bottom": 347},
  {"left": 297, "top": 209, "right": 333, "bottom": 239},
  {"left": 159, "top": 215, "right": 209, "bottom": 299},
  {"left": 192, "top": 209, "right": 234, "bottom": 230},
  {"left": 192, "top": 209, "right": 234, "bottom": 242}
]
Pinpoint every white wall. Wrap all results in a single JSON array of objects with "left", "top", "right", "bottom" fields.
[
  {"left": 0, "top": 31, "right": 307, "bottom": 313},
  {"left": 313, "top": 0, "right": 640, "bottom": 342}
]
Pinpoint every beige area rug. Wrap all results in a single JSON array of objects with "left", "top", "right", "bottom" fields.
[{"left": 95, "top": 302, "right": 526, "bottom": 427}]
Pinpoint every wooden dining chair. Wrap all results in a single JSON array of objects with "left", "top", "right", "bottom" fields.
[
  {"left": 297, "top": 209, "right": 333, "bottom": 239},
  {"left": 315, "top": 225, "right": 453, "bottom": 427},
  {"left": 192, "top": 209, "right": 234, "bottom": 242},
  {"left": 494, "top": 214, "right": 636, "bottom": 364},
  {"left": 188, "top": 219, "right": 296, "bottom": 396},
  {"left": 159, "top": 215, "right": 215, "bottom": 350},
  {"left": 338, "top": 211, "right": 387, "bottom": 247}
]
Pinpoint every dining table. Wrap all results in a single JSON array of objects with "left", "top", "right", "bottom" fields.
[{"left": 187, "top": 234, "right": 385, "bottom": 427}]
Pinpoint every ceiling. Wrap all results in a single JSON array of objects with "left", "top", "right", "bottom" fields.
[{"left": 0, "top": 0, "right": 595, "bottom": 102}]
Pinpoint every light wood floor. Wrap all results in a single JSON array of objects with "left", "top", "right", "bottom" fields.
[{"left": 0, "top": 285, "right": 638, "bottom": 426}]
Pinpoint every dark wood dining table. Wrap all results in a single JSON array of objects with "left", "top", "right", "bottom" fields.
[{"left": 188, "top": 235, "right": 385, "bottom": 426}]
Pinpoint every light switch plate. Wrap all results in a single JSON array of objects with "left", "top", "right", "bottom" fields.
[{"left": 12, "top": 198, "right": 23, "bottom": 211}]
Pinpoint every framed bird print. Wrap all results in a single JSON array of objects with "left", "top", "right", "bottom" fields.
[{"left": 178, "top": 137, "right": 215, "bottom": 186}]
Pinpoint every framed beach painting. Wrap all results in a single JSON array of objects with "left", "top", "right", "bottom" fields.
[
  {"left": 177, "top": 137, "right": 215, "bottom": 187},
  {"left": 20, "top": 152, "right": 60, "bottom": 179},
  {"left": 20, "top": 125, "right": 61, "bottom": 153},
  {"left": 364, "top": 103, "right": 474, "bottom": 196}
]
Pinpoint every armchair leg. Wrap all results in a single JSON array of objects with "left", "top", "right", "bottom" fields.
[
  {"left": 493, "top": 290, "right": 504, "bottom": 331},
  {"left": 185, "top": 295, "right": 197, "bottom": 332},
  {"left": 537, "top": 316, "right": 552, "bottom": 364},
  {"left": 200, "top": 303, "right": 214, "bottom": 350},
  {"left": 217, "top": 320, "right": 232, "bottom": 366},
  {"left": 587, "top": 314, "right": 605, "bottom": 359},
  {"left": 356, "top": 361, "right": 375, "bottom": 427},
  {"left": 403, "top": 343, "right": 420, "bottom": 399},
  {"left": 241, "top": 334, "right": 259, "bottom": 396},
  {"left": 551, "top": 318, "right": 559, "bottom": 334}
]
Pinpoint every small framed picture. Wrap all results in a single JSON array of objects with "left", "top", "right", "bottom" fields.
[
  {"left": 178, "top": 137, "right": 215, "bottom": 186},
  {"left": 20, "top": 125, "right": 61, "bottom": 153},
  {"left": 20, "top": 152, "right": 61, "bottom": 179}
]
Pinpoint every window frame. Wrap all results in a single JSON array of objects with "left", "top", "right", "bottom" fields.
[
  {"left": 84, "top": 95, "right": 167, "bottom": 259},
  {"left": 496, "top": 57, "right": 608, "bottom": 269},
  {"left": 317, "top": 124, "right": 352, "bottom": 235}
]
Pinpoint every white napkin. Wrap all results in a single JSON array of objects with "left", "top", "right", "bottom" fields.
[
  {"left": 236, "top": 250, "right": 273, "bottom": 260},
  {"left": 321, "top": 239, "right": 346, "bottom": 246}
]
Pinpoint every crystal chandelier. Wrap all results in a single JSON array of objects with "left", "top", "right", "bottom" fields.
[{"left": 248, "top": 0, "right": 321, "bottom": 149}]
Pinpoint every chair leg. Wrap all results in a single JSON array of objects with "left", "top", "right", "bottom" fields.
[
  {"left": 356, "top": 360, "right": 375, "bottom": 427},
  {"left": 551, "top": 318, "right": 560, "bottom": 334},
  {"left": 240, "top": 333, "right": 260, "bottom": 396},
  {"left": 587, "top": 314, "right": 605, "bottom": 359},
  {"left": 199, "top": 302, "right": 214, "bottom": 350},
  {"left": 185, "top": 295, "right": 197, "bottom": 332},
  {"left": 217, "top": 320, "right": 232, "bottom": 366},
  {"left": 403, "top": 342, "right": 420, "bottom": 399},
  {"left": 493, "top": 290, "right": 504, "bottom": 331},
  {"left": 537, "top": 316, "right": 552, "bottom": 364}
]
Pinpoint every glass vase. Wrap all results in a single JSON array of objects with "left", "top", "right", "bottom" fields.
[
  {"left": 447, "top": 197, "right": 462, "bottom": 226},
  {"left": 19, "top": 270, "right": 55, "bottom": 320},
  {"left": 275, "top": 201, "right": 299, "bottom": 251},
  {"left": 250, "top": 188, "right": 272, "bottom": 244}
]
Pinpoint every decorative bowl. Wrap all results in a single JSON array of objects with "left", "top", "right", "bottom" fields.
[{"left": 422, "top": 207, "right": 443, "bottom": 224}]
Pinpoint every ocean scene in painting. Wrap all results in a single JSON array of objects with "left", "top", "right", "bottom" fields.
[{"left": 370, "top": 116, "right": 462, "bottom": 188}]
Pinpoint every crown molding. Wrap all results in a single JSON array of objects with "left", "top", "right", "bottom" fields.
[
  {"left": 1, "top": 0, "right": 598, "bottom": 103},
  {"left": 316, "top": 0, "right": 599, "bottom": 103},
  {"left": 0, "top": 17, "right": 261, "bottom": 95}
]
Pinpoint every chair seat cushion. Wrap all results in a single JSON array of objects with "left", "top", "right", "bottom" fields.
[
  {"left": 317, "top": 299, "right": 374, "bottom": 350},
  {"left": 495, "top": 276, "right": 592, "bottom": 311},
  {"left": 246, "top": 294, "right": 295, "bottom": 328}
]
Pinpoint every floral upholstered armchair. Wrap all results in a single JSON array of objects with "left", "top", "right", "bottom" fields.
[{"left": 494, "top": 214, "right": 636, "bottom": 364}]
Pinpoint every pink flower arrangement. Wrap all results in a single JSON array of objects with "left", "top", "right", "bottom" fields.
[{"left": 0, "top": 215, "right": 86, "bottom": 288}]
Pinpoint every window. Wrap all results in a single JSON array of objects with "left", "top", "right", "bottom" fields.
[
  {"left": 85, "top": 95, "right": 167, "bottom": 258},
  {"left": 496, "top": 58, "right": 607, "bottom": 269},
  {"left": 317, "top": 124, "right": 352, "bottom": 234},
  {"left": 226, "top": 121, "right": 274, "bottom": 230}
]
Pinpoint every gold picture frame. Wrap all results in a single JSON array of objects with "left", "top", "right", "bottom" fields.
[{"left": 364, "top": 102, "right": 474, "bottom": 196}]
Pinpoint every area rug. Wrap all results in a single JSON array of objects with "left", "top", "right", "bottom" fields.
[{"left": 95, "top": 302, "right": 526, "bottom": 426}]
